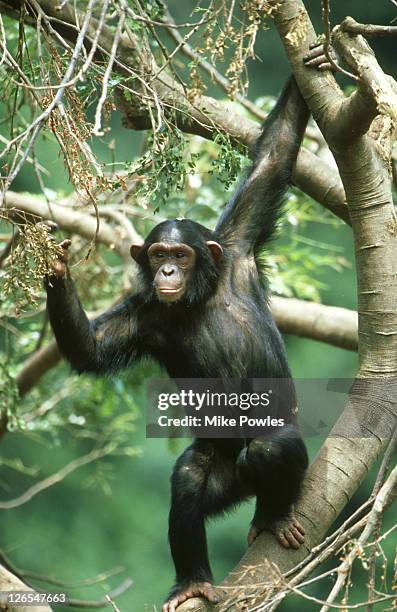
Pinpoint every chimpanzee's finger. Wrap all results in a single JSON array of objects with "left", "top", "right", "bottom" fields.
[
  {"left": 304, "top": 45, "right": 325, "bottom": 61},
  {"left": 59, "top": 239, "right": 71, "bottom": 250},
  {"left": 46, "top": 221, "right": 58, "bottom": 233},
  {"left": 305, "top": 57, "right": 334, "bottom": 71},
  {"left": 304, "top": 55, "right": 329, "bottom": 69},
  {"left": 318, "top": 62, "right": 334, "bottom": 71},
  {"left": 58, "top": 239, "right": 71, "bottom": 263},
  {"left": 37, "top": 220, "right": 58, "bottom": 233}
]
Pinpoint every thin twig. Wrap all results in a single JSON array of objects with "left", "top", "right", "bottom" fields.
[
  {"left": 105, "top": 594, "right": 120, "bottom": 612},
  {"left": 320, "top": 464, "right": 397, "bottom": 612},
  {"left": 92, "top": 6, "right": 125, "bottom": 136},
  {"left": 321, "top": 0, "right": 358, "bottom": 81},
  {"left": 12, "top": 0, "right": 110, "bottom": 91},
  {"left": 0, "top": 446, "right": 112, "bottom": 509},
  {"left": 0, "top": 0, "right": 97, "bottom": 203},
  {"left": 0, "top": 549, "right": 132, "bottom": 610},
  {"left": 367, "top": 427, "right": 397, "bottom": 611},
  {"left": 0, "top": 13, "right": 7, "bottom": 67},
  {"left": 66, "top": 579, "right": 133, "bottom": 608}
]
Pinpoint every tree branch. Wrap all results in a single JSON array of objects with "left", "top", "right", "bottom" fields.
[
  {"left": 2, "top": 191, "right": 132, "bottom": 258},
  {"left": 341, "top": 17, "right": 397, "bottom": 38},
  {"left": 0, "top": 446, "right": 111, "bottom": 509},
  {"left": 321, "top": 462, "right": 397, "bottom": 611},
  {"left": 331, "top": 21, "right": 397, "bottom": 140},
  {"left": 0, "top": 0, "right": 350, "bottom": 225},
  {"left": 15, "top": 340, "right": 61, "bottom": 397},
  {"left": 271, "top": 296, "right": 358, "bottom": 351},
  {"left": 0, "top": 566, "right": 51, "bottom": 612}
]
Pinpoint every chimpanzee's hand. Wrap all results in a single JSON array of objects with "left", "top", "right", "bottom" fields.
[
  {"left": 50, "top": 239, "right": 71, "bottom": 278},
  {"left": 304, "top": 42, "right": 338, "bottom": 71}
]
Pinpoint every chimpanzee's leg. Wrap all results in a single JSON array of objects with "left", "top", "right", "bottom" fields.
[
  {"left": 163, "top": 439, "right": 244, "bottom": 612},
  {"left": 238, "top": 424, "right": 308, "bottom": 549}
]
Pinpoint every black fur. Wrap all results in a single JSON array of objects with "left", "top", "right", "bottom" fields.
[{"left": 46, "top": 76, "right": 310, "bottom": 603}]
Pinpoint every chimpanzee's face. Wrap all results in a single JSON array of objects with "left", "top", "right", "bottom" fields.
[
  {"left": 130, "top": 219, "right": 223, "bottom": 304},
  {"left": 147, "top": 241, "right": 196, "bottom": 303}
]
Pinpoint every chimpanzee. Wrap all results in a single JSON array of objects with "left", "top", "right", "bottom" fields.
[{"left": 46, "top": 76, "right": 310, "bottom": 611}]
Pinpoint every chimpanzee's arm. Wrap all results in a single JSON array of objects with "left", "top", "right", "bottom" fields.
[
  {"left": 216, "top": 76, "right": 310, "bottom": 253},
  {"left": 46, "top": 274, "right": 139, "bottom": 375}
]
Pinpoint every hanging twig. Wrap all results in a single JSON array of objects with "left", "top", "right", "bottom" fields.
[
  {"left": 322, "top": 0, "right": 358, "bottom": 81},
  {"left": 92, "top": 6, "right": 125, "bottom": 136}
]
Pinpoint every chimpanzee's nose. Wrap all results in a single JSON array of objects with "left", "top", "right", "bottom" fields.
[{"left": 162, "top": 265, "right": 175, "bottom": 277}]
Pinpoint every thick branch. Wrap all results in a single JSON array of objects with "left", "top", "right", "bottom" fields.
[
  {"left": 266, "top": 1, "right": 381, "bottom": 146},
  {"left": 3, "top": 191, "right": 131, "bottom": 258},
  {"left": 270, "top": 2, "right": 397, "bottom": 371},
  {"left": 16, "top": 341, "right": 61, "bottom": 397},
  {"left": 271, "top": 297, "right": 357, "bottom": 350},
  {"left": 331, "top": 22, "right": 397, "bottom": 140},
  {"left": 293, "top": 149, "right": 349, "bottom": 224},
  {"left": 341, "top": 17, "right": 397, "bottom": 38}
]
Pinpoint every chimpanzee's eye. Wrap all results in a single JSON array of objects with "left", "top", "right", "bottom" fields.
[
  {"left": 155, "top": 252, "right": 166, "bottom": 259},
  {"left": 176, "top": 252, "right": 186, "bottom": 259}
]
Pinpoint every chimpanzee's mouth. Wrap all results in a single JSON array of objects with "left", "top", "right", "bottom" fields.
[
  {"left": 158, "top": 287, "right": 182, "bottom": 294},
  {"left": 157, "top": 286, "right": 184, "bottom": 302}
]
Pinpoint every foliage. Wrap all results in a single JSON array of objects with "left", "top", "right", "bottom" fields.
[
  {"left": 209, "top": 131, "right": 247, "bottom": 189},
  {"left": 125, "top": 125, "right": 200, "bottom": 211},
  {"left": 0, "top": 354, "right": 20, "bottom": 430},
  {"left": 265, "top": 191, "right": 349, "bottom": 302},
  {"left": 1, "top": 222, "right": 61, "bottom": 312}
]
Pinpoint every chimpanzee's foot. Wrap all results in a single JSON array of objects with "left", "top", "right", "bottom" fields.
[
  {"left": 269, "top": 514, "right": 305, "bottom": 549},
  {"left": 247, "top": 513, "right": 305, "bottom": 549},
  {"left": 162, "top": 581, "right": 219, "bottom": 612}
]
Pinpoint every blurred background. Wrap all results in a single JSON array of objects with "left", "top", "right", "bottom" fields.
[{"left": 0, "top": 1, "right": 396, "bottom": 610}]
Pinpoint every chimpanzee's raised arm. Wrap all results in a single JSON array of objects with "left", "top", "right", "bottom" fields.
[
  {"left": 45, "top": 247, "right": 139, "bottom": 375},
  {"left": 215, "top": 77, "right": 309, "bottom": 254}
]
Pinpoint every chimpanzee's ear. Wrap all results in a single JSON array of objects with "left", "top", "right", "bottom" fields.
[
  {"left": 206, "top": 240, "right": 223, "bottom": 263},
  {"left": 130, "top": 243, "right": 144, "bottom": 262}
]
